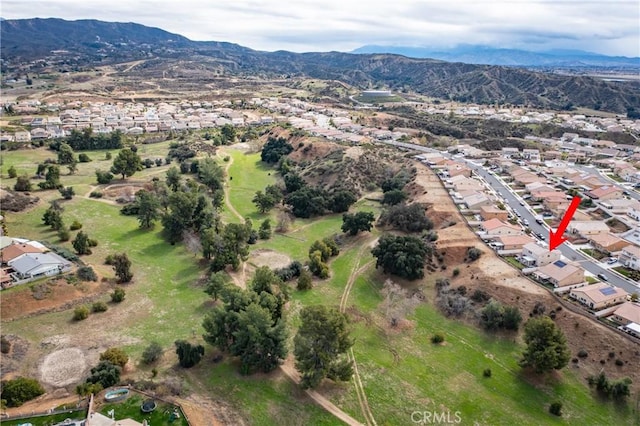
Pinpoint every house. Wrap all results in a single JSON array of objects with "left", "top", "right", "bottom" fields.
[
  {"left": 494, "top": 234, "right": 536, "bottom": 253},
  {"left": 570, "top": 283, "right": 629, "bottom": 310},
  {"left": 586, "top": 185, "right": 623, "bottom": 200},
  {"left": 610, "top": 302, "right": 640, "bottom": 326},
  {"left": 1, "top": 242, "right": 45, "bottom": 264},
  {"left": 480, "top": 218, "right": 522, "bottom": 236},
  {"left": 628, "top": 207, "right": 640, "bottom": 221},
  {"left": 7, "top": 252, "right": 72, "bottom": 281},
  {"left": 14, "top": 131, "right": 31, "bottom": 142},
  {"left": 567, "top": 221, "right": 610, "bottom": 237},
  {"left": 462, "top": 192, "right": 491, "bottom": 210},
  {"left": 619, "top": 245, "right": 640, "bottom": 271},
  {"left": 519, "top": 242, "right": 561, "bottom": 267},
  {"left": 588, "top": 233, "right": 630, "bottom": 255},
  {"left": 479, "top": 205, "right": 509, "bottom": 222},
  {"left": 535, "top": 260, "right": 584, "bottom": 288}
]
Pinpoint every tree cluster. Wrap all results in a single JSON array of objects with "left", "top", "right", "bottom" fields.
[
  {"left": 480, "top": 299, "right": 522, "bottom": 331},
  {"left": 202, "top": 267, "right": 288, "bottom": 374},
  {"left": 0, "top": 377, "right": 45, "bottom": 407},
  {"left": 253, "top": 185, "right": 283, "bottom": 214},
  {"left": 294, "top": 305, "right": 353, "bottom": 389},
  {"left": 261, "top": 136, "right": 293, "bottom": 163},
  {"left": 175, "top": 340, "right": 205, "bottom": 368},
  {"left": 308, "top": 237, "right": 339, "bottom": 278},
  {"left": 38, "top": 164, "right": 62, "bottom": 190},
  {"left": 378, "top": 203, "right": 433, "bottom": 233},
  {"left": 371, "top": 234, "right": 429, "bottom": 280},
  {"left": 62, "top": 128, "right": 123, "bottom": 150},
  {"left": 587, "top": 372, "right": 632, "bottom": 401},
  {"left": 283, "top": 174, "right": 357, "bottom": 219},
  {"left": 341, "top": 211, "right": 375, "bottom": 236}
]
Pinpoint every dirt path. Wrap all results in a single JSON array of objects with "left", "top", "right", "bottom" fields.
[
  {"left": 280, "top": 360, "right": 364, "bottom": 426},
  {"left": 340, "top": 242, "right": 377, "bottom": 426},
  {"left": 220, "top": 150, "right": 244, "bottom": 222}
]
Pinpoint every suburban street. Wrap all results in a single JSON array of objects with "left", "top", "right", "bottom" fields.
[{"left": 382, "top": 139, "right": 640, "bottom": 294}]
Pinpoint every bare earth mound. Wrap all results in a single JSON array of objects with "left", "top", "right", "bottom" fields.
[
  {"left": 250, "top": 249, "right": 292, "bottom": 270},
  {"left": 40, "top": 347, "right": 86, "bottom": 387}
]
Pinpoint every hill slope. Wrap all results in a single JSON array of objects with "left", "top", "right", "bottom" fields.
[{"left": 2, "top": 18, "right": 639, "bottom": 113}]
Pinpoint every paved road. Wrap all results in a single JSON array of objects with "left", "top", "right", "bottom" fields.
[{"left": 382, "top": 139, "right": 640, "bottom": 294}]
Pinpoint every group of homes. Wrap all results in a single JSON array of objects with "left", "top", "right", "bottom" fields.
[
  {"left": 1, "top": 96, "right": 409, "bottom": 146},
  {"left": 419, "top": 144, "right": 640, "bottom": 339},
  {"left": 0, "top": 236, "right": 72, "bottom": 289}
]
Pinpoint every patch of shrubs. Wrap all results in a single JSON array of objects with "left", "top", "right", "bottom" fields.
[
  {"left": 77, "top": 266, "right": 98, "bottom": 282},
  {"left": 431, "top": 333, "right": 445, "bottom": 344},
  {"left": 92, "top": 301, "right": 108, "bottom": 313},
  {"left": 549, "top": 402, "right": 562, "bottom": 416},
  {"left": 587, "top": 372, "right": 632, "bottom": 401},
  {"left": 111, "top": 287, "right": 126, "bottom": 303},
  {"left": 274, "top": 260, "right": 303, "bottom": 282},
  {"left": 70, "top": 220, "right": 83, "bottom": 230},
  {"left": 73, "top": 305, "right": 90, "bottom": 321},
  {"left": 465, "top": 247, "right": 482, "bottom": 262},
  {"left": 89, "top": 191, "right": 103, "bottom": 198}
]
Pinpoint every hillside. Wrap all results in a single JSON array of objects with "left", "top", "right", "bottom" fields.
[{"left": 2, "top": 18, "right": 640, "bottom": 113}]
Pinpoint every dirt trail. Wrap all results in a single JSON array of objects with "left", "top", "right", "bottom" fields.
[
  {"left": 340, "top": 243, "right": 377, "bottom": 426},
  {"left": 220, "top": 151, "right": 244, "bottom": 222}
]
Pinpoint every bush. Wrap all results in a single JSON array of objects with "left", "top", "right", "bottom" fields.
[
  {"left": 70, "top": 220, "right": 83, "bottom": 230},
  {"left": 88, "top": 238, "right": 98, "bottom": 247},
  {"left": 89, "top": 190, "right": 103, "bottom": 198},
  {"left": 7, "top": 165, "right": 17, "bottom": 178},
  {"left": 111, "top": 287, "right": 126, "bottom": 303},
  {"left": 78, "top": 153, "right": 92, "bottom": 162},
  {"left": 1, "top": 377, "right": 45, "bottom": 407},
  {"left": 86, "top": 360, "right": 120, "bottom": 388},
  {"left": 615, "top": 359, "right": 624, "bottom": 366},
  {"left": 100, "top": 347, "right": 129, "bottom": 368},
  {"left": 1, "top": 335, "right": 11, "bottom": 354},
  {"left": 431, "top": 333, "right": 445, "bottom": 344},
  {"left": 92, "top": 301, "right": 108, "bottom": 313},
  {"left": 142, "top": 342, "right": 163, "bottom": 365},
  {"left": 297, "top": 269, "right": 313, "bottom": 291},
  {"left": 73, "top": 305, "right": 90, "bottom": 321},
  {"left": 77, "top": 266, "right": 98, "bottom": 282},
  {"left": 58, "top": 227, "right": 71, "bottom": 242},
  {"left": 549, "top": 402, "right": 562, "bottom": 416},
  {"left": 483, "top": 368, "right": 492, "bottom": 378},
  {"left": 105, "top": 254, "right": 116, "bottom": 265},
  {"left": 14, "top": 175, "right": 32, "bottom": 192},
  {"left": 577, "top": 349, "right": 588, "bottom": 358},
  {"left": 452, "top": 268, "right": 460, "bottom": 277},
  {"left": 466, "top": 247, "right": 482, "bottom": 262}
]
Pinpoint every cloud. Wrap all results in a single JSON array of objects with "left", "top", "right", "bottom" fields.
[{"left": 2, "top": 0, "right": 639, "bottom": 56}]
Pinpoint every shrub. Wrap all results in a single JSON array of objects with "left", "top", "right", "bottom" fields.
[
  {"left": 88, "top": 238, "right": 98, "bottom": 247},
  {"left": 100, "top": 347, "right": 129, "bottom": 368},
  {"left": 297, "top": 269, "right": 313, "bottom": 291},
  {"left": 77, "top": 266, "right": 98, "bottom": 282},
  {"left": 58, "top": 227, "right": 71, "bottom": 242},
  {"left": 70, "top": 220, "right": 83, "bottom": 230},
  {"left": 466, "top": 247, "right": 482, "bottom": 262},
  {"left": 105, "top": 254, "right": 116, "bottom": 265},
  {"left": 73, "top": 305, "right": 90, "bottom": 321},
  {"left": 78, "top": 153, "right": 92, "bottom": 162},
  {"left": 452, "top": 268, "right": 460, "bottom": 277},
  {"left": 105, "top": 152, "right": 112, "bottom": 160},
  {"left": 1, "top": 335, "right": 11, "bottom": 354},
  {"left": 14, "top": 175, "right": 32, "bottom": 192},
  {"left": 615, "top": 359, "right": 624, "bottom": 366},
  {"left": 7, "top": 165, "right": 17, "bottom": 178},
  {"left": 431, "top": 333, "right": 445, "bottom": 344},
  {"left": 577, "top": 349, "right": 588, "bottom": 358},
  {"left": 111, "top": 287, "right": 126, "bottom": 303},
  {"left": 549, "top": 402, "right": 562, "bottom": 416},
  {"left": 86, "top": 360, "right": 120, "bottom": 388},
  {"left": 470, "top": 289, "right": 490, "bottom": 303},
  {"left": 92, "top": 301, "right": 108, "bottom": 313},
  {"left": 142, "top": 342, "right": 163, "bottom": 365},
  {"left": 1, "top": 377, "right": 45, "bottom": 407},
  {"left": 89, "top": 190, "right": 103, "bottom": 198},
  {"left": 483, "top": 368, "right": 492, "bottom": 378}
]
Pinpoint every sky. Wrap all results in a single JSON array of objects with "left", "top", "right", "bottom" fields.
[{"left": 2, "top": 0, "right": 639, "bottom": 57}]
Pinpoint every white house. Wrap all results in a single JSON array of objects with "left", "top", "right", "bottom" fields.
[
  {"left": 619, "top": 245, "right": 640, "bottom": 271},
  {"left": 519, "top": 242, "right": 561, "bottom": 267},
  {"left": 7, "top": 252, "right": 72, "bottom": 282}
]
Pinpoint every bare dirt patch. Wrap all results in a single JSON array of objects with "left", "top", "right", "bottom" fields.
[
  {"left": 102, "top": 183, "right": 147, "bottom": 203},
  {"left": 249, "top": 249, "right": 292, "bottom": 270},
  {"left": 39, "top": 347, "right": 87, "bottom": 387},
  {"left": 1, "top": 278, "right": 111, "bottom": 321}
]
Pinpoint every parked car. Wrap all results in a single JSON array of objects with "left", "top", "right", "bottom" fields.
[
  {"left": 535, "top": 217, "right": 544, "bottom": 225},
  {"left": 607, "top": 257, "right": 617, "bottom": 264},
  {"left": 597, "top": 273, "right": 608, "bottom": 282},
  {"left": 523, "top": 219, "right": 530, "bottom": 226}
]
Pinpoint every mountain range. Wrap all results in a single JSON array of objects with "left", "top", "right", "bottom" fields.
[
  {"left": 2, "top": 18, "right": 639, "bottom": 114},
  {"left": 352, "top": 45, "right": 640, "bottom": 68}
]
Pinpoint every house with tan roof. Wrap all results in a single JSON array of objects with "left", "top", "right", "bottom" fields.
[
  {"left": 570, "top": 283, "right": 629, "bottom": 310},
  {"left": 567, "top": 221, "right": 610, "bottom": 237},
  {"left": 479, "top": 205, "right": 509, "bottom": 222},
  {"left": 619, "top": 245, "right": 640, "bottom": 271},
  {"left": 462, "top": 192, "right": 491, "bottom": 210},
  {"left": 480, "top": 218, "right": 522, "bottom": 236},
  {"left": 610, "top": 302, "right": 640, "bottom": 326},
  {"left": 493, "top": 234, "right": 536, "bottom": 253},
  {"left": 534, "top": 260, "right": 584, "bottom": 288},
  {"left": 1, "top": 242, "right": 44, "bottom": 265},
  {"left": 519, "top": 242, "right": 561, "bottom": 267},
  {"left": 586, "top": 185, "right": 623, "bottom": 201},
  {"left": 588, "top": 233, "right": 630, "bottom": 255}
]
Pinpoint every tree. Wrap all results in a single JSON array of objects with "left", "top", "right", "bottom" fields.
[
  {"left": 100, "top": 347, "right": 129, "bottom": 368},
  {"left": 285, "top": 187, "right": 328, "bottom": 218},
  {"left": 58, "top": 186, "right": 75, "bottom": 200},
  {"left": 0, "top": 377, "right": 45, "bottom": 407},
  {"left": 13, "top": 175, "right": 32, "bottom": 192},
  {"left": 111, "top": 287, "right": 126, "bottom": 303},
  {"left": 72, "top": 231, "right": 92, "bottom": 255},
  {"left": 112, "top": 253, "right": 133, "bottom": 283},
  {"left": 42, "top": 204, "right": 64, "bottom": 230},
  {"left": 294, "top": 305, "right": 353, "bottom": 389},
  {"left": 78, "top": 153, "right": 92, "bottom": 163},
  {"left": 341, "top": 211, "right": 375, "bottom": 236},
  {"left": 329, "top": 190, "right": 357, "bottom": 213},
  {"left": 38, "top": 165, "right": 62, "bottom": 189},
  {"left": 220, "top": 124, "right": 236, "bottom": 144},
  {"left": 480, "top": 300, "right": 504, "bottom": 331},
  {"left": 95, "top": 169, "right": 114, "bottom": 184},
  {"left": 253, "top": 190, "right": 276, "bottom": 213},
  {"left": 205, "top": 271, "right": 228, "bottom": 301},
  {"left": 261, "top": 136, "right": 293, "bottom": 163},
  {"left": 371, "top": 234, "right": 428, "bottom": 280},
  {"left": 166, "top": 166, "right": 181, "bottom": 191},
  {"left": 297, "top": 269, "right": 313, "bottom": 290},
  {"left": 197, "top": 158, "right": 224, "bottom": 191},
  {"left": 382, "top": 189, "right": 407, "bottom": 205},
  {"left": 57, "top": 143, "right": 76, "bottom": 166},
  {"left": 85, "top": 360, "right": 120, "bottom": 388},
  {"left": 520, "top": 316, "right": 570, "bottom": 374},
  {"left": 259, "top": 219, "right": 272, "bottom": 239},
  {"left": 135, "top": 190, "right": 160, "bottom": 229},
  {"left": 142, "top": 342, "right": 163, "bottom": 365},
  {"left": 502, "top": 305, "right": 523, "bottom": 331},
  {"left": 7, "top": 165, "right": 17, "bottom": 178},
  {"left": 174, "top": 340, "right": 204, "bottom": 368},
  {"left": 378, "top": 203, "right": 433, "bottom": 233},
  {"left": 265, "top": 185, "right": 283, "bottom": 204},
  {"left": 111, "top": 148, "right": 143, "bottom": 179}
]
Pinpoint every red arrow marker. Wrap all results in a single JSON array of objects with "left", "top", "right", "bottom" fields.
[{"left": 549, "top": 196, "right": 581, "bottom": 251}]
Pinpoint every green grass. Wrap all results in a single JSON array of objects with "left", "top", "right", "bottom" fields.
[
  {"left": 2, "top": 409, "right": 87, "bottom": 426},
  {"left": 505, "top": 256, "right": 526, "bottom": 270},
  {"left": 98, "top": 394, "right": 188, "bottom": 426}
]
